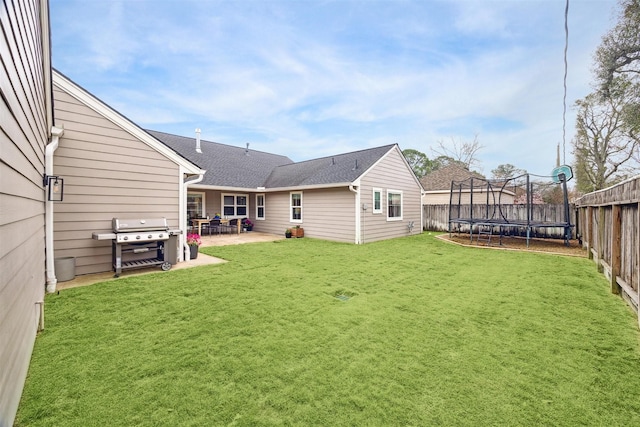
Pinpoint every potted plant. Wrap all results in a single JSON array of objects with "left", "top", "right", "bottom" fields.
[
  {"left": 242, "top": 218, "right": 254, "bottom": 231},
  {"left": 285, "top": 228, "right": 292, "bottom": 238},
  {"left": 186, "top": 233, "right": 202, "bottom": 259},
  {"left": 291, "top": 225, "right": 304, "bottom": 238}
]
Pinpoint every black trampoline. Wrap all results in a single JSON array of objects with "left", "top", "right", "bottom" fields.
[{"left": 448, "top": 169, "right": 574, "bottom": 246}]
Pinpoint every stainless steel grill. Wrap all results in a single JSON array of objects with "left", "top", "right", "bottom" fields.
[{"left": 93, "top": 218, "right": 180, "bottom": 277}]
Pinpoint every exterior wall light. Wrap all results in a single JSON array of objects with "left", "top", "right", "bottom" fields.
[{"left": 43, "top": 174, "right": 64, "bottom": 201}]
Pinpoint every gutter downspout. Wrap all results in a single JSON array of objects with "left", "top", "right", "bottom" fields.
[
  {"left": 183, "top": 173, "right": 204, "bottom": 260},
  {"left": 349, "top": 183, "right": 361, "bottom": 244},
  {"left": 45, "top": 126, "right": 64, "bottom": 293}
]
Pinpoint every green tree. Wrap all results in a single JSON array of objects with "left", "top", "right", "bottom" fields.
[
  {"left": 402, "top": 149, "right": 432, "bottom": 178},
  {"left": 594, "top": 0, "right": 640, "bottom": 98}
]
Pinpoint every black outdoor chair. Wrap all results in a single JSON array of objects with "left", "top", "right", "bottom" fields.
[
  {"left": 223, "top": 218, "right": 238, "bottom": 234},
  {"left": 208, "top": 219, "right": 221, "bottom": 235}
]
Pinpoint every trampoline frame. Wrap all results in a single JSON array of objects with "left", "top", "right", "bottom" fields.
[{"left": 448, "top": 172, "right": 573, "bottom": 246}]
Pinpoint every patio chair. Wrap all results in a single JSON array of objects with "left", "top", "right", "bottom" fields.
[
  {"left": 208, "top": 219, "right": 221, "bottom": 235},
  {"left": 222, "top": 218, "right": 238, "bottom": 234}
]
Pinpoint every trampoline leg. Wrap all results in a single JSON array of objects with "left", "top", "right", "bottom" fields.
[{"left": 526, "top": 227, "right": 531, "bottom": 248}]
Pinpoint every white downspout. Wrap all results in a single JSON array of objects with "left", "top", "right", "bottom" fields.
[
  {"left": 45, "top": 126, "right": 64, "bottom": 293},
  {"left": 182, "top": 173, "right": 204, "bottom": 260},
  {"left": 349, "top": 183, "right": 361, "bottom": 244}
]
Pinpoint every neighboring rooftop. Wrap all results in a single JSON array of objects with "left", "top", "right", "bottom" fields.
[{"left": 420, "top": 165, "right": 485, "bottom": 191}]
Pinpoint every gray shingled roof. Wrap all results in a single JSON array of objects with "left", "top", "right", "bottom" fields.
[
  {"left": 149, "top": 130, "right": 397, "bottom": 189},
  {"left": 420, "top": 165, "right": 485, "bottom": 191},
  {"left": 147, "top": 130, "right": 293, "bottom": 188},
  {"left": 264, "top": 144, "right": 397, "bottom": 188}
]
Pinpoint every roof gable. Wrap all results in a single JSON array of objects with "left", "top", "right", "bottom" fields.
[{"left": 263, "top": 144, "right": 396, "bottom": 188}]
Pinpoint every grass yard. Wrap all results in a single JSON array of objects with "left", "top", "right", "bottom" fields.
[{"left": 16, "top": 234, "right": 640, "bottom": 426}]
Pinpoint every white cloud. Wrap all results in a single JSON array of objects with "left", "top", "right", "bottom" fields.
[{"left": 50, "top": 0, "right": 619, "bottom": 175}]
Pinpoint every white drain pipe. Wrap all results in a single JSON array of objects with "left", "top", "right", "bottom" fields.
[
  {"left": 349, "top": 183, "right": 361, "bottom": 244},
  {"left": 182, "top": 173, "right": 204, "bottom": 260},
  {"left": 45, "top": 126, "right": 65, "bottom": 293}
]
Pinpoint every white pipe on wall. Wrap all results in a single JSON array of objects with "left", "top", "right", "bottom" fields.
[
  {"left": 182, "top": 173, "right": 204, "bottom": 261},
  {"left": 45, "top": 126, "right": 64, "bottom": 293},
  {"left": 349, "top": 183, "right": 361, "bottom": 244}
]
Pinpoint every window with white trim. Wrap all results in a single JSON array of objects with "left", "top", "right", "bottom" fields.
[
  {"left": 222, "top": 193, "right": 248, "bottom": 217},
  {"left": 372, "top": 188, "right": 382, "bottom": 214},
  {"left": 290, "top": 191, "right": 302, "bottom": 222},
  {"left": 387, "top": 190, "right": 402, "bottom": 220},
  {"left": 256, "top": 194, "right": 265, "bottom": 220}
]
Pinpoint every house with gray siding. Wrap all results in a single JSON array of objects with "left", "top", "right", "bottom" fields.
[
  {"left": 0, "top": 1, "right": 53, "bottom": 424},
  {"left": 150, "top": 131, "right": 423, "bottom": 244}
]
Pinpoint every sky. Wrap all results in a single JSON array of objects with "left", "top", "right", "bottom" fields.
[{"left": 50, "top": 0, "right": 619, "bottom": 176}]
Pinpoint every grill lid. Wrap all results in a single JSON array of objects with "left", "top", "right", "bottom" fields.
[{"left": 112, "top": 218, "right": 168, "bottom": 232}]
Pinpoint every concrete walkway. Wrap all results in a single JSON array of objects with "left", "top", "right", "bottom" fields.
[{"left": 56, "top": 232, "right": 283, "bottom": 291}]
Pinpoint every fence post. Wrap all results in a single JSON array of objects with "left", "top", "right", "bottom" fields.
[
  {"left": 586, "top": 206, "right": 593, "bottom": 260},
  {"left": 610, "top": 204, "right": 621, "bottom": 295},
  {"left": 597, "top": 207, "right": 606, "bottom": 273}
]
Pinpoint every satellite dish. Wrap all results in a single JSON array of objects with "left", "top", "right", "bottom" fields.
[{"left": 551, "top": 165, "right": 573, "bottom": 183}]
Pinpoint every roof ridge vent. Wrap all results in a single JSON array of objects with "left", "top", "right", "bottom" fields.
[{"left": 195, "top": 128, "right": 202, "bottom": 153}]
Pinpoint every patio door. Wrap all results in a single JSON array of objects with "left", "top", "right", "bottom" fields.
[{"left": 187, "top": 192, "right": 205, "bottom": 220}]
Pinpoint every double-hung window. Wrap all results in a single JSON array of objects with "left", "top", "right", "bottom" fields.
[
  {"left": 222, "top": 193, "right": 248, "bottom": 217},
  {"left": 290, "top": 192, "right": 302, "bottom": 222},
  {"left": 256, "top": 194, "right": 265, "bottom": 220},
  {"left": 387, "top": 190, "right": 402, "bottom": 221}
]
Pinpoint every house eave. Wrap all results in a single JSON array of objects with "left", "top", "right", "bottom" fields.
[{"left": 188, "top": 182, "right": 354, "bottom": 192}]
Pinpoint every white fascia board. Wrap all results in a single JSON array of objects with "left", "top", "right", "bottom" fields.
[
  {"left": 52, "top": 70, "right": 203, "bottom": 175},
  {"left": 188, "top": 182, "right": 354, "bottom": 192},
  {"left": 263, "top": 182, "right": 354, "bottom": 192}
]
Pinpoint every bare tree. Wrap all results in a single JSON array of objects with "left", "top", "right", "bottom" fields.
[
  {"left": 431, "top": 134, "right": 483, "bottom": 171},
  {"left": 573, "top": 90, "right": 639, "bottom": 191},
  {"left": 491, "top": 164, "right": 527, "bottom": 180}
]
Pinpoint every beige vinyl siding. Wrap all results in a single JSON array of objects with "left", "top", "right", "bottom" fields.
[
  {"left": 256, "top": 188, "right": 356, "bottom": 242},
  {"left": 360, "top": 147, "right": 422, "bottom": 242},
  {"left": 298, "top": 188, "right": 356, "bottom": 242},
  {"left": 0, "top": 0, "right": 50, "bottom": 424},
  {"left": 53, "top": 84, "right": 181, "bottom": 275}
]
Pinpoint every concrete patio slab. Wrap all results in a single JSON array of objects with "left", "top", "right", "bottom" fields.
[{"left": 55, "top": 232, "right": 283, "bottom": 291}]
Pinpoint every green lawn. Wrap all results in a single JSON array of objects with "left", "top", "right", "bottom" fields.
[{"left": 16, "top": 234, "right": 640, "bottom": 426}]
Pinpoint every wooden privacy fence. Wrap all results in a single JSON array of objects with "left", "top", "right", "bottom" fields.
[
  {"left": 423, "top": 204, "right": 577, "bottom": 239},
  {"left": 575, "top": 176, "right": 640, "bottom": 321}
]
